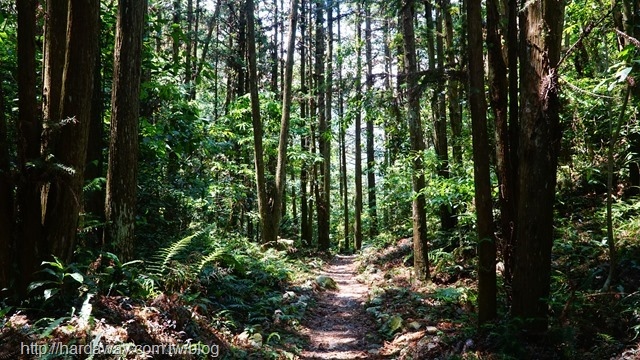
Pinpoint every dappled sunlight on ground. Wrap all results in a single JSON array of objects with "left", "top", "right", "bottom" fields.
[{"left": 299, "top": 255, "right": 384, "bottom": 359}]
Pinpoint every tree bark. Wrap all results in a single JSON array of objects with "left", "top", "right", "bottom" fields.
[
  {"left": 511, "top": 0, "right": 565, "bottom": 333},
  {"left": 364, "top": 2, "right": 378, "bottom": 238},
  {"left": 315, "top": 0, "right": 330, "bottom": 251},
  {"left": 402, "top": 0, "right": 430, "bottom": 281},
  {"left": 487, "top": 0, "right": 516, "bottom": 294},
  {"left": 434, "top": 1, "right": 455, "bottom": 231},
  {"left": 443, "top": 0, "right": 462, "bottom": 166},
  {"left": 468, "top": 0, "right": 497, "bottom": 324},
  {"left": 16, "top": 0, "right": 43, "bottom": 292},
  {"left": 42, "top": 0, "right": 101, "bottom": 263},
  {"left": 247, "top": 0, "right": 299, "bottom": 244},
  {"left": 337, "top": 2, "right": 349, "bottom": 250},
  {"left": 246, "top": 0, "right": 270, "bottom": 244},
  {"left": 272, "top": 0, "right": 300, "bottom": 242},
  {"left": 354, "top": 3, "right": 363, "bottom": 251},
  {"left": 104, "top": 0, "right": 146, "bottom": 261},
  {"left": 84, "top": 41, "right": 105, "bottom": 248},
  {"left": 299, "top": 0, "right": 312, "bottom": 245}
]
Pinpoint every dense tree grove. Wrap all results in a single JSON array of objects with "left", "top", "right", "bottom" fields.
[{"left": 2, "top": 0, "right": 640, "bottom": 357}]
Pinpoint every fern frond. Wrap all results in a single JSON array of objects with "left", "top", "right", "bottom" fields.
[
  {"left": 149, "top": 230, "right": 204, "bottom": 277},
  {"left": 197, "top": 249, "right": 226, "bottom": 273}
]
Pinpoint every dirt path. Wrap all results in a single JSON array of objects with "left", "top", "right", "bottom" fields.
[{"left": 299, "top": 255, "right": 382, "bottom": 359}]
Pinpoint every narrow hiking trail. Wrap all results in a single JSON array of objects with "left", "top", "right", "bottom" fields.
[{"left": 299, "top": 255, "right": 383, "bottom": 359}]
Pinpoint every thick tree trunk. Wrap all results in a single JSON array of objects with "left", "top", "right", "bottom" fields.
[
  {"left": 104, "top": 0, "right": 146, "bottom": 261},
  {"left": 468, "top": 0, "right": 497, "bottom": 324},
  {"left": 42, "top": 0, "right": 101, "bottom": 263},
  {"left": 487, "top": 0, "right": 516, "bottom": 293},
  {"left": 44, "top": 0, "right": 100, "bottom": 261},
  {"left": 16, "top": 0, "right": 43, "bottom": 292},
  {"left": 402, "top": 0, "right": 430, "bottom": 281},
  {"left": 511, "top": 0, "right": 565, "bottom": 333}
]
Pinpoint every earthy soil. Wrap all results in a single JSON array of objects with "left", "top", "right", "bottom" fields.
[{"left": 299, "top": 255, "right": 383, "bottom": 359}]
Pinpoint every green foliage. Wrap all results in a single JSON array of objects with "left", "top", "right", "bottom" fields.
[
  {"left": 27, "top": 257, "right": 86, "bottom": 305},
  {"left": 87, "top": 252, "right": 154, "bottom": 299}
]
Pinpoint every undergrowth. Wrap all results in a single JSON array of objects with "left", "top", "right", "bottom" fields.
[{"left": 0, "top": 228, "right": 317, "bottom": 359}]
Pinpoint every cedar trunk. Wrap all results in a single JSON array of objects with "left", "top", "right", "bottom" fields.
[
  {"left": 354, "top": 4, "right": 363, "bottom": 251},
  {"left": 468, "top": 0, "right": 497, "bottom": 323},
  {"left": 104, "top": 0, "right": 146, "bottom": 261},
  {"left": 16, "top": 0, "right": 42, "bottom": 291},
  {"left": 43, "top": 0, "right": 100, "bottom": 263},
  {"left": 315, "top": 0, "right": 330, "bottom": 251},
  {"left": 402, "top": 0, "right": 430, "bottom": 281},
  {"left": 511, "top": 0, "right": 565, "bottom": 332}
]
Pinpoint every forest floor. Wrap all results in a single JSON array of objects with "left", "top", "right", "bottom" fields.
[
  {"left": 297, "top": 240, "right": 478, "bottom": 360},
  {"left": 299, "top": 255, "right": 382, "bottom": 359}
]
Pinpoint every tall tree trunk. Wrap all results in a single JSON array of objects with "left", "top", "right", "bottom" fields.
[
  {"left": 337, "top": 2, "right": 349, "bottom": 250},
  {"left": 315, "top": 0, "right": 330, "bottom": 251},
  {"left": 237, "top": 6, "right": 247, "bottom": 97},
  {"left": 402, "top": 0, "right": 430, "bottom": 281},
  {"left": 41, "top": 0, "right": 67, "bottom": 234},
  {"left": 0, "top": 83, "right": 12, "bottom": 290},
  {"left": 16, "top": 0, "right": 42, "bottom": 292},
  {"left": 104, "top": 0, "right": 146, "bottom": 261},
  {"left": 43, "top": 0, "right": 101, "bottom": 263},
  {"left": 247, "top": 0, "right": 299, "bottom": 244},
  {"left": 84, "top": 43, "right": 105, "bottom": 248},
  {"left": 354, "top": 3, "right": 363, "bottom": 251},
  {"left": 299, "top": 0, "right": 311, "bottom": 245},
  {"left": 468, "top": 0, "right": 497, "bottom": 324},
  {"left": 382, "top": 16, "right": 395, "bottom": 227},
  {"left": 272, "top": 0, "right": 300, "bottom": 242},
  {"left": 511, "top": 0, "right": 565, "bottom": 333},
  {"left": 324, "top": 0, "right": 333, "bottom": 244},
  {"left": 271, "top": 0, "right": 279, "bottom": 95},
  {"left": 443, "top": 0, "right": 462, "bottom": 166},
  {"left": 434, "top": 1, "right": 455, "bottom": 230},
  {"left": 364, "top": 2, "right": 378, "bottom": 238},
  {"left": 246, "top": 0, "right": 269, "bottom": 244},
  {"left": 487, "top": 0, "right": 516, "bottom": 294}
]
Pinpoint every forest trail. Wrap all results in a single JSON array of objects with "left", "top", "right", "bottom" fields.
[{"left": 299, "top": 254, "right": 383, "bottom": 359}]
